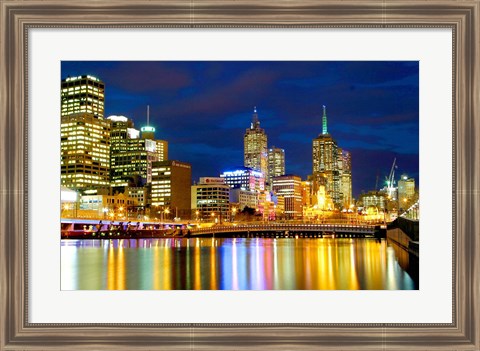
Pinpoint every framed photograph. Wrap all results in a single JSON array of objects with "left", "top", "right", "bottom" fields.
[{"left": 1, "top": 0, "right": 479, "bottom": 350}]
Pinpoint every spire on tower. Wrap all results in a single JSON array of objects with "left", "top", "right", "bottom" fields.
[
  {"left": 141, "top": 104, "right": 155, "bottom": 138},
  {"left": 322, "top": 105, "right": 328, "bottom": 135},
  {"left": 252, "top": 106, "right": 260, "bottom": 129},
  {"left": 147, "top": 105, "right": 150, "bottom": 126}
]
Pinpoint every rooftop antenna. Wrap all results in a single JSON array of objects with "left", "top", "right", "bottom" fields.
[{"left": 147, "top": 105, "right": 150, "bottom": 126}]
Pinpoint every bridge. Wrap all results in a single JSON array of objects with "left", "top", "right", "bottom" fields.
[
  {"left": 190, "top": 223, "right": 380, "bottom": 238},
  {"left": 61, "top": 219, "right": 384, "bottom": 239}
]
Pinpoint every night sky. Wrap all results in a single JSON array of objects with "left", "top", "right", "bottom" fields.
[{"left": 61, "top": 61, "right": 419, "bottom": 198}]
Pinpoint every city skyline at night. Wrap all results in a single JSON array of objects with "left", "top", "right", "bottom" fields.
[{"left": 61, "top": 61, "right": 419, "bottom": 197}]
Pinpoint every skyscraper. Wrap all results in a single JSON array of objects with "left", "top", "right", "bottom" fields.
[
  {"left": 108, "top": 115, "right": 165, "bottom": 188},
  {"left": 244, "top": 107, "right": 268, "bottom": 178},
  {"left": 60, "top": 112, "right": 111, "bottom": 190},
  {"left": 267, "top": 146, "right": 285, "bottom": 186},
  {"left": 61, "top": 75, "right": 105, "bottom": 118},
  {"left": 312, "top": 106, "right": 341, "bottom": 207},
  {"left": 338, "top": 149, "right": 353, "bottom": 207},
  {"left": 60, "top": 75, "right": 110, "bottom": 190},
  {"left": 151, "top": 160, "right": 192, "bottom": 219}
]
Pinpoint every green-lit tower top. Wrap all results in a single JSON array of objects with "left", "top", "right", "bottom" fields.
[
  {"left": 322, "top": 105, "right": 328, "bottom": 135},
  {"left": 141, "top": 105, "right": 155, "bottom": 139}
]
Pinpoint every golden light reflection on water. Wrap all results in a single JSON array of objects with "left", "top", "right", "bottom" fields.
[{"left": 61, "top": 238, "right": 417, "bottom": 290}]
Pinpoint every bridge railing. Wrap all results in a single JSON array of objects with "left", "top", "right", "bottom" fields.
[{"left": 190, "top": 223, "right": 376, "bottom": 234}]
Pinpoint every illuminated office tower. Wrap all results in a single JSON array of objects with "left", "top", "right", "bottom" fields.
[
  {"left": 272, "top": 175, "right": 303, "bottom": 219},
  {"left": 108, "top": 115, "right": 159, "bottom": 187},
  {"left": 244, "top": 107, "right": 268, "bottom": 178},
  {"left": 220, "top": 167, "right": 265, "bottom": 192},
  {"left": 312, "top": 105, "right": 341, "bottom": 208},
  {"left": 191, "top": 177, "right": 231, "bottom": 221},
  {"left": 60, "top": 112, "right": 111, "bottom": 190},
  {"left": 220, "top": 167, "right": 265, "bottom": 210},
  {"left": 267, "top": 146, "right": 285, "bottom": 186},
  {"left": 61, "top": 75, "right": 105, "bottom": 118},
  {"left": 151, "top": 160, "right": 192, "bottom": 219},
  {"left": 338, "top": 149, "right": 352, "bottom": 208}
]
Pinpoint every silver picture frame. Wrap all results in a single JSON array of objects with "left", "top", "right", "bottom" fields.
[{"left": 1, "top": 0, "right": 479, "bottom": 349}]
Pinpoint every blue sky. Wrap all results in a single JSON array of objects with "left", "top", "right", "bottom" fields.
[{"left": 62, "top": 61, "right": 419, "bottom": 197}]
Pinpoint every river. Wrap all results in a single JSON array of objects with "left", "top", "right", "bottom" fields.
[{"left": 61, "top": 237, "right": 418, "bottom": 290}]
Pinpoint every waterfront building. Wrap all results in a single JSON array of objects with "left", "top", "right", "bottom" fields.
[
  {"left": 229, "top": 188, "right": 259, "bottom": 211},
  {"left": 359, "top": 191, "right": 387, "bottom": 210},
  {"left": 273, "top": 194, "right": 285, "bottom": 219},
  {"left": 78, "top": 188, "right": 136, "bottom": 219},
  {"left": 61, "top": 186, "right": 78, "bottom": 218},
  {"left": 244, "top": 107, "right": 268, "bottom": 178},
  {"left": 267, "top": 146, "right": 285, "bottom": 186},
  {"left": 151, "top": 160, "right": 192, "bottom": 219},
  {"left": 191, "top": 177, "right": 230, "bottom": 221},
  {"left": 398, "top": 174, "right": 416, "bottom": 210},
  {"left": 126, "top": 186, "right": 149, "bottom": 215},
  {"left": 272, "top": 175, "right": 303, "bottom": 219},
  {"left": 61, "top": 75, "right": 105, "bottom": 118},
  {"left": 61, "top": 112, "right": 111, "bottom": 190},
  {"left": 301, "top": 180, "right": 312, "bottom": 207}
]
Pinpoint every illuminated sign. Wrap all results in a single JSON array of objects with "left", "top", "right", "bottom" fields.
[{"left": 200, "top": 177, "right": 225, "bottom": 185}]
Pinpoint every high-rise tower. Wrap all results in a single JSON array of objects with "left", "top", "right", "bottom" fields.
[
  {"left": 244, "top": 107, "right": 268, "bottom": 178},
  {"left": 267, "top": 146, "right": 285, "bottom": 186},
  {"left": 338, "top": 149, "right": 352, "bottom": 207},
  {"left": 60, "top": 75, "right": 110, "bottom": 190},
  {"left": 61, "top": 75, "right": 105, "bottom": 118},
  {"left": 312, "top": 105, "right": 341, "bottom": 208}
]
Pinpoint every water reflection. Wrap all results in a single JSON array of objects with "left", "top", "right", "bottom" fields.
[{"left": 61, "top": 238, "right": 417, "bottom": 290}]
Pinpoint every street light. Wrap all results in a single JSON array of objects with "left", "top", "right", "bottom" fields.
[
  {"left": 232, "top": 207, "right": 237, "bottom": 222},
  {"left": 161, "top": 208, "right": 170, "bottom": 223}
]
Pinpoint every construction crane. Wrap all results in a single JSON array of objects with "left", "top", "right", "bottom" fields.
[{"left": 386, "top": 158, "right": 397, "bottom": 199}]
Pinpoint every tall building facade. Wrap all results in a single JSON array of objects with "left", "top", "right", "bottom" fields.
[
  {"left": 312, "top": 105, "right": 352, "bottom": 209},
  {"left": 244, "top": 108, "right": 268, "bottom": 178},
  {"left": 108, "top": 114, "right": 168, "bottom": 188},
  {"left": 338, "top": 149, "right": 352, "bottom": 207},
  {"left": 61, "top": 75, "right": 110, "bottom": 190},
  {"left": 272, "top": 175, "right": 303, "bottom": 219},
  {"left": 312, "top": 106, "right": 340, "bottom": 207},
  {"left": 151, "top": 160, "right": 191, "bottom": 219},
  {"left": 267, "top": 146, "right": 285, "bottom": 186},
  {"left": 61, "top": 75, "right": 105, "bottom": 118},
  {"left": 61, "top": 112, "right": 111, "bottom": 190}
]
